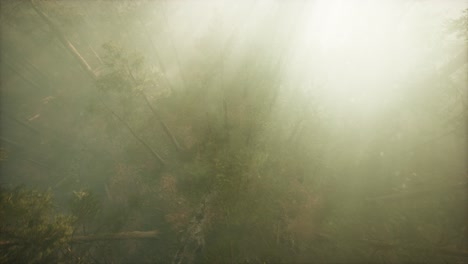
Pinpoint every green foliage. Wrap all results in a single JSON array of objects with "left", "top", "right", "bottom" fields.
[
  {"left": 98, "top": 42, "right": 161, "bottom": 94},
  {"left": 69, "top": 190, "right": 100, "bottom": 228},
  {"left": 446, "top": 8, "right": 468, "bottom": 42},
  {"left": 0, "top": 187, "right": 74, "bottom": 263}
]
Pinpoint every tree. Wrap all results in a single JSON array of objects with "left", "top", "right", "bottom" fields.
[{"left": 0, "top": 187, "right": 74, "bottom": 263}]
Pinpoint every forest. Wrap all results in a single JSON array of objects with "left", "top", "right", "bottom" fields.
[{"left": 0, "top": 0, "right": 467, "bottom": 263}]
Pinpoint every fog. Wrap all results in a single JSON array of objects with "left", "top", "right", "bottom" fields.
[{"left": 0, "top": 0, "right": 467, "bottom": 263}]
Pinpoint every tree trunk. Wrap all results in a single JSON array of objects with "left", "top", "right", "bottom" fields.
[
  {"left": 0, "top": 230, "right": 160, "bottom": 246},
  {"left": 172, "top": 192, "right": 217, "bottom": 264},
  {"left": 29, "top": 0, "right": 96, "bottom": 80},
  {"left": 367, "top": 181, "right": 467, "bottom": 202},
  {"left": 72, "top": 230, "right": 159, "bottom": 243},
  {"left": 141, "top": 92, "right": 185, "bottom": 154}
]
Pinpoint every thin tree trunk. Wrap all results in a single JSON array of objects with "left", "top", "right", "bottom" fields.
[
  {"left": 88, "top": 44, "right": 103, "bottom": 65},
  {"left": 21, "top": 56, "right": 51, "bottom": 86},
  {"left": 141, "top": 92, "right": 185, "bottom": 153},
  {"left": 4, "top": 62, "right": 43, "bottom": 90},
  {"left": 5, "top": 114, "right": 41, "bottom": 135},
  {"left": 99, "top": 97, "right": 167, "bottom": 166},
  {"left": 29, "top": 0, "right": 95, "bottom": 80},
  {"left": 126, "top": 65, "right": 185, "bottom": 154}
]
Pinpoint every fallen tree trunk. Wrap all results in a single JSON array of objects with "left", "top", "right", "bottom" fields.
[
  {"left": 0, "top": 230, "right": 160, "bottom": 247},
  {"left": 71, "top": 230, "right": 159, "bottom": 243},
  {"left": 366, "top": 181, "right": 467, "bottom": 202}
]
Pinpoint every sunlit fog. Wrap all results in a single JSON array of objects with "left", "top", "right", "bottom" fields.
[{"left": 0, "top": 0, "right": 467, "bottom": 263}]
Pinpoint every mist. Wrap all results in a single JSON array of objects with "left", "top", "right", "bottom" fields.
[{"left": 0, "top": 0, "right": 467, "bottom": 263}]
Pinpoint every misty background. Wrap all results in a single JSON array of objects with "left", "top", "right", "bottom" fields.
[{"left": 0, "top": 0, "right": 467, "bottom": 263}]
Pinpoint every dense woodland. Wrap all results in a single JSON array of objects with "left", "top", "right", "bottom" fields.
[{"left": 0, "top": 0, "right": 467, "bottom": 263}]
